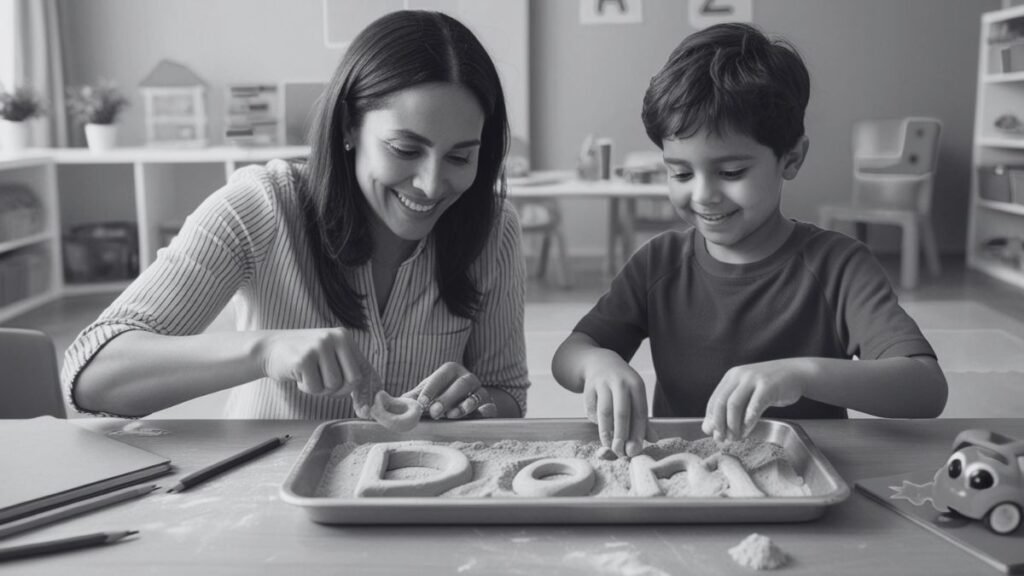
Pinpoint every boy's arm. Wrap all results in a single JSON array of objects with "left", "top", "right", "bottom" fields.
[
  {"left": 552, "top": 332, "right": 651, "bottom": 457},
  {"left": 703, "top": 355, "right": 948, "bottom": 442}
]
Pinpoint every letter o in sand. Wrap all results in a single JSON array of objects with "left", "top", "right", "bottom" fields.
[{"left": 512, "top": 458, "right": 596, "bottom": 497}]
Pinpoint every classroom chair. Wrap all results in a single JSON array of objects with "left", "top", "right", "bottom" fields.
[
  {"left": 507, "top": 135, "right": 572, "bottom": 288},
  {"left": 818, "top": 117, "right": 943, "bottom": 290},
  {"left": 512, "top": 198, "right": 573, "bottom": 288},
  {"left": 0, "top": 327, "right": 66, "bottom": 418},
  {"left": 621, "top": 151, "right": 679, "bottom": 236}
]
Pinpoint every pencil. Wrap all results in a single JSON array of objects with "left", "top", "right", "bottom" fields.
[
  {"left": 167, "top": 434, "right": 291, "bottom": 493},
  {"left": 0, "top": 530, "right": 138, "bottom": 562},
  {"left": 0, "top": 484, "right": 158, "bottom": 540}
]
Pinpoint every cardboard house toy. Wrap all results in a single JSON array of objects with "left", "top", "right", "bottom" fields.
[{"left": 139, "top": 60, "right": 208, "bottom": 147}]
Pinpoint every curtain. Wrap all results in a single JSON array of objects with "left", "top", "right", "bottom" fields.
[{"left": 11, "top": 0, "right": 66, "bottom": 147}]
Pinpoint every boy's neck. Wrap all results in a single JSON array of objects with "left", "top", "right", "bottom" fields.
[{"left": 704, "top": 213, "right": 795, "bottom": 265}]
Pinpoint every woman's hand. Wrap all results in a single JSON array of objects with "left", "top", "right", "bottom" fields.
[
  {"left": 402, "top": 362, "right": 498, "bottom": 420},
  {"left": 581, "top": 351, "right": 652, "bottom": 459},
  {"left": 258, "top": 328, "right": 382, "bottom": 418},
  {"left": 702, "top": 359, "right": 808, "bottom": 443}
]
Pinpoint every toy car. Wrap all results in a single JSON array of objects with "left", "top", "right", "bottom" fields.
[{"left": 932, "top": 429, "right": 1024, "bottom": 535}]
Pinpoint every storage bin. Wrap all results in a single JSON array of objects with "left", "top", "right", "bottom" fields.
[
  {"left": 977, "top": 164, "right": 1024, "bottom": 203},
  {"left": 0, "top": 250, "right": 47, "bottom": 306},
  {"left": 63, "top": 222, "right": 139, "bottom": 283},
  {"left": 1001, "top": 42, "right": 1024, "bottom": 73},
  {"left": 0, "top": 185, "right": 44, "bottom": 242}
]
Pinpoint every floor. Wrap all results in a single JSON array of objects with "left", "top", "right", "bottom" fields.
[{"left": 5, "top": 253, "right": 1024, "bottom": 420}]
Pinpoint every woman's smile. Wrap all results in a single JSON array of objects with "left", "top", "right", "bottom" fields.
[{"left": 390, "top": 187, "right": 441, "bottom": 215}]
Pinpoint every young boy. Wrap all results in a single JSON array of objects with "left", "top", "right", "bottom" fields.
[{"left": 552, "top": 23, "right": 947, "bottom": 458}]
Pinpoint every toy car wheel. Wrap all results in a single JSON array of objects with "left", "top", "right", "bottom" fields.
[{"left": 986, "top": 503, "right": 1022, "bottom": 535}]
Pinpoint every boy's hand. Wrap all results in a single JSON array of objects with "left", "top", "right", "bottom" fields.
[
  {"left": 702, "top": 359, "right": 807, "bottom": 442},
  {"left": 582, "top": 351, "right": 653, "bottom": 458}
]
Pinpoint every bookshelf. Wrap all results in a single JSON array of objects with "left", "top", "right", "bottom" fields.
[
  {"left": 968, "top": 5, "right": 1024, "bottom": 289},
  {"left": 0, "top": 146, "right": 308, "bottom": 322}
]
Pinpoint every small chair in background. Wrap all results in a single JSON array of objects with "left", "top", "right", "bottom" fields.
[
  {"left": 819, "top": 117, "right": 943, "bottom": 290},
  {"left": 621, "top": 150, "right": 677, "bottom": 235},
  {"left": 0, "top": 327, "right": 65, "bottom": 418},
  {"left": 507, "top": 136, "right": 572, "bottom": 288}
]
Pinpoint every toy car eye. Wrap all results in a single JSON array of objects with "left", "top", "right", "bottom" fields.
[
  {"left": 965, "top": 462, "right": 998, "bottom": 490},
  {"left": 946, "top": 452, "right": 965, "bottom": 479},
  {"left": 969, "top": 469, "right": 994, "bottom": 489}
]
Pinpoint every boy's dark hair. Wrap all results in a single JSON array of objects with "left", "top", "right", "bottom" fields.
[
  {"left": 303, "top": 10, "right": 510, "bottom": 330},
  {"left": 641, "top": 23, "right": 809, "bottom": 158}
]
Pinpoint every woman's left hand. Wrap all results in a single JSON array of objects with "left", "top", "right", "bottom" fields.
[{"left": 402, "top": 362, "right": 499, "bottom": 420}]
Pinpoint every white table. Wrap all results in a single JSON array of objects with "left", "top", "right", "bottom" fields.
[{"left": 506, "top": 170, "right": 670, "bottom": 274}]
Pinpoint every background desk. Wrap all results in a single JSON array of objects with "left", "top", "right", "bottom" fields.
[
  {"left": 507, "top": 170, "right": 670, "bottom": 275},
  {"left": 4, "top": 418, "right": 1021, "bottom": 575}
]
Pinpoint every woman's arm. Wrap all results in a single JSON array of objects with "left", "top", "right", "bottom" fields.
[
  {"left": 74, "top": 327, "right": 380, "bottom": 418},
  {"left": 73, "top": 330, "right": 265, "bottom": 417}
]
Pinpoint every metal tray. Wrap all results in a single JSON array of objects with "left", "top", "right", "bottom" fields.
[{"left": 280, "top": 418, "right": 849, "bottom": 525}]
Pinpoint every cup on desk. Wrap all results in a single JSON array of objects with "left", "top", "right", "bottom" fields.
[{"left": 597, "top": 138, "right": 613, "bottom": 180}]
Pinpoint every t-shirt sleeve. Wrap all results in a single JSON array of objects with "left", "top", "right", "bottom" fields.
[
  {"left": 831, "top": 241, "right": 936, "bottom": 360},
  {"left": 572, "top": 241, "right": 651, "bottom": 362},
  {"left": 463, "top": 201, "right": 530, "bottom": 416},
  {"left": 60, "top": 165, "right": 280, "bottom": 416}
]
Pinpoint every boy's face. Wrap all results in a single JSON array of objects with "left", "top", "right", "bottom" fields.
[{"left": 662, "top": 129, "right": 807, "bottom": 264}]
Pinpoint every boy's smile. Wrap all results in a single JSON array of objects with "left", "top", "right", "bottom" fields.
[{"left": 662, "top": 129, "right": 808, "bottom": 265}]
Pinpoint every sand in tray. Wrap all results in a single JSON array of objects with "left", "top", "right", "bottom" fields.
[{"left": 316, "top": 436, "right": 812, "bottom": 499}]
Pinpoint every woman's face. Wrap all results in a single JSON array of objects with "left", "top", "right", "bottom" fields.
[{"left": 350, "top": 82, "right": 485, "bottom": 242}]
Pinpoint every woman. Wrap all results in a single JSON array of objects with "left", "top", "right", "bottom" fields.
[{"left": 62, "top": 11, "right": 529, "bottom": 420}]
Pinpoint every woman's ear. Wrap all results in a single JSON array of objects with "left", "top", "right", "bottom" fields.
[{"left": 781, "top": 135, "right": 810, "bottom": 180}]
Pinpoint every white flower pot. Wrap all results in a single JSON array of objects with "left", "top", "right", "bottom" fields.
[
  {"left": 84, "top": 123, "right": 118, "bottom": 152},
  {"left": 0, "top": 120, "right": 31, "bottom": 151}
]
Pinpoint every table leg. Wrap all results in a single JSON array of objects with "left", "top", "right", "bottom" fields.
[
  {"left": 606, "top": 198, "right": 620, "bottom": 276},
  {"left": 621, "top": 198, "right": 637, "bottom": 267}
]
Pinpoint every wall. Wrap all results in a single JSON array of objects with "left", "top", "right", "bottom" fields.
[
  {"left": 60, "top": 0, "right": 999, "bottom": 256},
  {"left": 531, "top": 0, "right": 999, "bottom": 256},
  {"left": 57, "top": 0, "right": 528, "bottom": 146}
]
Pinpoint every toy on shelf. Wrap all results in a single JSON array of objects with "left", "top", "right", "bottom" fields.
[{"left": 139, "top": 60, "right": 208, "bottom": 148}]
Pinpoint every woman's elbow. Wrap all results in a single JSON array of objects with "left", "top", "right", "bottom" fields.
[{"left": 72, "top": 367, "right": 146, "bottom": 418}]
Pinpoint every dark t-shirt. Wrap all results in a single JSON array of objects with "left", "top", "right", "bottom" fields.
[{"left": 574, "top": 221, "right": 936, "bottom": 419}]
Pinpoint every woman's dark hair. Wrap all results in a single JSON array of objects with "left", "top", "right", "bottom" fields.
[
  {"left": 641, "top": 23, "right": 809, "bottom": 158},
  {"left": 301, "top": 10, "right": 509, "bottom": 330}
]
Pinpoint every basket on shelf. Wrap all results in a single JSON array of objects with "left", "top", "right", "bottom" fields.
[
  {"left": 978, "top": 164, "right": 1024, "bottom": 204},
  {"left": 0, "top": 185, "right": 44, "bottom": 243},
  {"left": 62, "top": 222, "right": 138, "bottom": 283},
  {"left": 0, "top": 249, "right": 48, "bottom": 306}
]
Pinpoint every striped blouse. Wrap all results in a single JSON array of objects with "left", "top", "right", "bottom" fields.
[{"left": 60, "top": 159, "right": 530, "bottom": 419}]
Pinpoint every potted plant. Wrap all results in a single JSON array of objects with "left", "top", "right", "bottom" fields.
[
  {"left": 66, "top": 82, "right": 129, "bottom": 151},
  {"left": 0, "top": 86, "right": 46, "bottom": 151}
]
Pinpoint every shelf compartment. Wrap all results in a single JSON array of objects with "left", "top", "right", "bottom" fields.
[{"left": 0, "top": 231, "right": 54, "bottom": 257}]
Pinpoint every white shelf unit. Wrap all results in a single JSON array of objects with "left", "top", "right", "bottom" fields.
[
  {"left": 0, "top": 156, "right": 62, "bottom": 323},
  {"left": 968, "top": 6, "right": 1024, "bottom": 289},
  {"left": 0, "top": 146, "right": 309, "bottom": 322}
]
